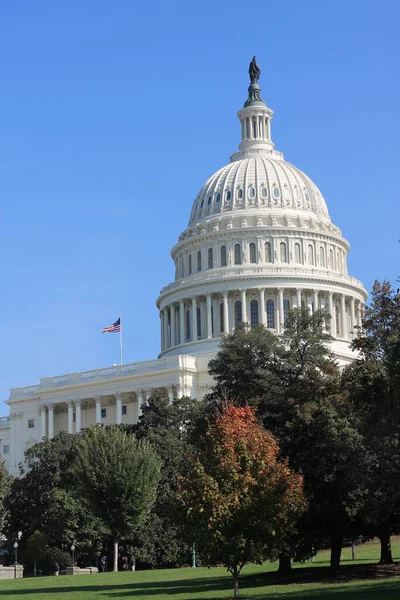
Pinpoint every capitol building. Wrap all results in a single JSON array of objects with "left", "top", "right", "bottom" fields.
[{"left": 0, "top": 61, "right": 367, "bottom": 475}]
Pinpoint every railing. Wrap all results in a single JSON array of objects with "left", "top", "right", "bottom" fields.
[{"left": 0, "top": 416, "right": 10, "bottom": 424}]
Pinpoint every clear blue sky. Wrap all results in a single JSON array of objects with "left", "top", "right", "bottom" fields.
[{"left": 1, "top": 1, "right": 399, "bottom": 415}]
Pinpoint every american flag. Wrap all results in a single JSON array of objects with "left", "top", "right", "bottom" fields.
[{"left": 102, "top": 318, "right": 121, "bottom": 334}]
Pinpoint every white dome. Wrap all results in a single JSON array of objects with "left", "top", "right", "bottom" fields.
[{"left": 188, "top": 155, "right": 330, "bottom": 226}]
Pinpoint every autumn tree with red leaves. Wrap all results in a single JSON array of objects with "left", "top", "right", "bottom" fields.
[{"left": 178, "top": 405, "right": 305, "bottom": 599}]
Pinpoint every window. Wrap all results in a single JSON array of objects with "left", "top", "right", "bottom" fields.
[
  {"left": 200, "top": 198, "right": 204, "bottom": 208},
  {"left": 196, "top": 306, "right": 201, "bottom": 339},
  {"left": 101, "top": 408, "right": 107, "bottom": 419},
  {"left": 234, "top": 301, "right": 242, "bottom": 326},
  {"left": 188, "top": 254, "right": 192, "bottom": 275},
  {"left": 234, "top": 243, "right": 242, "bottom": 265},
  {"left": 273, "top": 186, "right": 280, "bottom": 198},
  {"left": 186, "top": 310, "right": 191, "bottom": 341},
  {"left": 284, "top": 186, "right": 291, "bottom": 200},
  {"left": 250, "top": 300, "right": 259, "bottom": 328},
  {"left": 266, "top": 300, "right": 275, "bottom": 329},
  {"left": 248, "top": 186, "right": 255, "bottom": 198},
  {"left": 216, "top": 192, "right": 221, "bottom": 203},
  {"left": 225, "top": 190, "right": 231, "bottom": 201},
  {"left": 220, "top": 245, "right": 227, "bottom": 267},
  {"left": 249, "top": 242, "right": 256, "bottom": 264},
  {"left": 320, "top": 247, "right": 325, "bottom": 268},
  {"left": 329, "top": 249, "right": 334, "bottom": 269},
  {"left": 197, "top": 250, "right": 202, "bottom": 271},
  {"left": 308, "top": 244, "right": 314, "bottom": 265},
  {"left": 220, "top": 303, "right": 224, "bottom": 333},
  {"left": 28, "top": 419, "right": 34, "bottom": 429},
  {"left": 261, "top": 186, "right": 268, "bottom": 198},
  {"left": 283, "top": 299, "right": 290, "bottom": 324},
  {"left": 280, "top": 242, "right": 287, "bottom": 263},
  {"left": 208, "top": 247, "right": 213, "bottom": 269},
  {"left": 237, "top": 188, "right": 243, "bottom": 199},
  {"left": 3, "top": 445, "right": 9, "bottom": 454},
  {"left": 294, "top": 243, "right": 301, "bottom": 263},
  {"left": 122, "top": 405, "right": 127, "bottom": 416},
  {"left": 265, "top": 241, "right": 272, "bottom": 263},
  {"left": 207, "top": 195, "right": 212, "bottom": 206}
]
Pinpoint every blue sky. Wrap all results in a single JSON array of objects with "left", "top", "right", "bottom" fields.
[{"left": 0, "top": 0, "right": 399, "bottom": 415}]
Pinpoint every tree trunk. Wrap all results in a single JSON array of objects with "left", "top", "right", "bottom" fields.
[
  {"left": 379, "top": 522, "right": 393, "bottom": 565},
  {"left": 233, "top": 572, "right": 239, "bottom": 599},
  {"left": 113, "top": 539, "right": 119, "bottom": 572},
  {"left": 351, "top": 540, "right": 356, "bottom": 561},
  {"left": 278, "top": 553, "right": 292, "bottom": 574},
  {"left": 330, "top": 533, "right": 342, "bottom": 571}
]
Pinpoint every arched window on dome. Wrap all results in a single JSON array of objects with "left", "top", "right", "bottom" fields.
[
  {"left": 248, "top": 186, "right": 255, "bottom": 199},
  {"left": 266, "top": 299, "right": 275, "bottom": 329},
  {"left": 273, "top": 186, "right": 280, "bottom": 199},
  {"left": 207, "top": 195, "right": 212, "bottom": 206},
  {"left": 186, "top": 309, "right": 191, "bottom": 342},
  {"left": 249, "top": 242, "right": 257, "bottom": 264},
  {"left": 284, "top": 186, "right": 291, "bottom": 201},
  {"left": 320, "top": 246, "right": 325, "bottom": 268},
  {"left": 280, "top": 242, "right": 287, "bottom": 263},
  {"left": 261, "top": 186, "right": 268, "bottom": 199},
  {"left": 208, "top": 247, "right": 213, "bottom": 269},
  {"left": 234, "top": 243, "right": 242, "bottom": 265},
  {"left": 250, "top": 299, "right": 259, "bottom": 328},
  {"left": 225, "top": 190, "right": 231, "bottom": 202},
  {"left": 220, "top": 245, "right": 227, "bottom": 267},
  {"left": 234, "top": 300, "right": 242, "bottom": 326},
  {"left": 200, "top": 198, "right": 205, "bottom": 209},
  {"left": 188, "top": 254, "right": 192, "bottom": 275},
  {"left": 308, "top": 244, "right": 314, "bottom": 266},
  {"left": 237, "top": 188, "right": 243, "bottom": 200},
  {"left": 294, "top": 243, "right": 301, "bottom": 264},
  {"left": 265, "top": 241, "right": 273, "bottom": 263},
  {"left": 196, "top": 306, "right": 201, "bottom": 339},
  {"left": 329, "top": 249, "right": 334, "bottom": 270},
  {"left": 283, "top": 299, "right": 290, "bottom": 324},
  {"left": 197, "top": 250, "right": 202, "bottom": 272},
  {"left": 220, "top": 303, "right": 224, "bottom": 333},
  {"left": 215, "top": 192, "right": 221, "bottom": 204}
]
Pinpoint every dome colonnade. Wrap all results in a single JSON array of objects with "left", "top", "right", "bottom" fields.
[{"left": 157, "top": 58, "right": 367, "bottom": 363}]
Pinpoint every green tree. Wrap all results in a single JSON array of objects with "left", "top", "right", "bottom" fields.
[
  {"left": 74, "top": 425, "right": 161, "bottom": 571},
  {"left": 178, "top": 404, "right": 305, "bottom": 599},
  {"left": 0, "top": 457, "right": 9, "bottom": 533},
  {"left": 131, "top": 393, "right": 204, "bottom": 567}
]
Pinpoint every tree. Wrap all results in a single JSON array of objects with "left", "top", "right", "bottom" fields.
[
  {"left": 0, "top": 457, "right": 9, "bottom": 533},
  {"left": 74, "top": 425, "right": 161, "bottom": 572},
  {"left": 131, "top": 393, "right": 204, "bottom": 567},
  {"left": 178, "top": 404, "right": 305, "bottom": 599}
]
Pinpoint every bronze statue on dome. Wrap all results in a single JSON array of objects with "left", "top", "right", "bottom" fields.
[{"left": 249, "top": 56, "right": 261, "bottom": 84}]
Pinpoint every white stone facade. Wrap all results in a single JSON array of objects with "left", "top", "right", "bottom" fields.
[{"left": 1, "top": 67, "right": 367, "bottom": 475}]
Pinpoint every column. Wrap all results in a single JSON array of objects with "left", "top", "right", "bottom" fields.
[
  {"left": 40, "top": 405, "right": 46, "bottom": 439},
  {"left": 259, "top": 288, "right": 266, "bottom": 325},
  {"left": 145, "top": 390, "right": 152, "bottom": 402},
  {"left": 340, "top": 294, "right": 346, "bottom": 339},
  {"left": 48, "top": 404, "right": 54, "bottom": 439},
  {"left": 67, "top": 401, "right": 74, "bottom": 433},
  {"left": 163, "top": 307, "right": 169, "bottom": 349},
  {"left": 357, "top": 301, "right": 362, "bottom": 328},
  {"left": 160, "top": 311, "right": 164, "bottom": 351},
  {"left": 278, "top": 288, "right": 284, "bottom": 333},
  {"left": 212, "top": 297, "right": 219, "bottom": 337},
  {"left": 296, "top": 288, "right": 302, "bottom": 309},
  {"left": 313, "top": 290, "right": 319, "bottom": 314},
  {"left": 75, "top": 399, "right": 81, "bottom": 433},
  {"left": 115, "top": 392, "right": 122, "bottom": 425},
  {"left": 179, "top": 300, "right": 185, "bottom": 344},
  {"left": 137, "top": 391, "right": 144, "bottom": 420},
  {"left": 191, "top": 297, "right": 197, "bottom": 341},
  {"left": 206, "top": 294, "right": 212, "bottom": 339},
  {"left": 223, "top": 292, "right": 229, "bottom": 334},
  {"left": 167, "top": 388, "right": 174, "bottom": 404},
  {"left": 240, "top": 289, "right": 247, "bottom": 323},
  {"left": 328, "top": 292, "right": 335, "bottom": 336},
  {"left": 10, "top": 414, "right": 16, "bottom": 468},
  {"left": 170, "top": 304, "right": 176, "bottom": 346},
  {"left": 95, "top": 396, "right": 102, "bottom": 425},
  {"left": 350, "top": 297, "right": 356, "bottom": 338}
]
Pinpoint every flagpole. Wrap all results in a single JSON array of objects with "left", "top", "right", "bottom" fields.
[{"left": 120, "top": 315, "right": 123, "bottom": 366}]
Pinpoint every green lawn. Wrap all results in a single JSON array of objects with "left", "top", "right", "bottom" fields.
[{"left": 1, "top": 540, "right": 400, "bottom": 599}]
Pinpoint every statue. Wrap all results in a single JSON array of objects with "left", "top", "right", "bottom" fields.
[{"left": 249, "top": 56, "right": 261, "bottom": 84}]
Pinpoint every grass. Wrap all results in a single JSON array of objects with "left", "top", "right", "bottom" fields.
[{"left": 1, "top": 539, "right": 400, "bottom": 599}]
